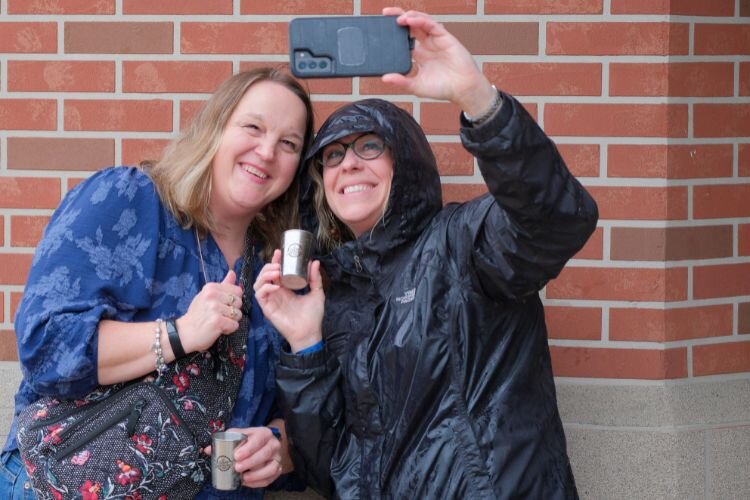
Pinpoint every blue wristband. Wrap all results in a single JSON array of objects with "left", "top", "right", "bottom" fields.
[{"left": 295, "top": 340, "right": 324, "bottom": 355}]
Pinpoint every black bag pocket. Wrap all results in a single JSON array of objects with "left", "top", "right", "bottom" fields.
[{"left": 17, "top": 382, "right": 207, "bottom": 500}]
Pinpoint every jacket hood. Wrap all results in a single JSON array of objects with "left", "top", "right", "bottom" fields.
[{"left": 300, "top": 99, "right": 442, "bottom": 263}]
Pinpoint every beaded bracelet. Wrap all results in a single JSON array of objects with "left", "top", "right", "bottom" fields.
[{"left": 153, "top": 320, "right": 167, "bottom": 377}]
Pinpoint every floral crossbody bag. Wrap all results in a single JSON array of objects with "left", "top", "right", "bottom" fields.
[{"left": 16, "top": 238, "right": 254, "bottom": 500}]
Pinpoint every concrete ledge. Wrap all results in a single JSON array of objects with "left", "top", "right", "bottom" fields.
[{"left": 2, "top": 362, "right": 748, "bottom": 499}]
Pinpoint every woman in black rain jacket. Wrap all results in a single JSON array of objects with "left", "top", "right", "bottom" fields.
[{"left": 254, "top": 8, "right": 598, "bottom": 499}]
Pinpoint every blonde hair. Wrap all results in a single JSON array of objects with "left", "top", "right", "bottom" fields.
[
  {"left": 145, "top": 67, "right": 314, "bottom": 259},
  {"left": 306, "top": 160, "right": 354, "bottom": 251}
]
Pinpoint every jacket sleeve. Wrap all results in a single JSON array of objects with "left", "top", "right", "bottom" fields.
[
  {"left": 453, "top": 92, "right": 599, "bottom": 300},
  {"left": 276, "top": 347, "right": 344, "bottom": 498},
  {"left": 14, "top": 167, "right": 162, "bottom": 398}
]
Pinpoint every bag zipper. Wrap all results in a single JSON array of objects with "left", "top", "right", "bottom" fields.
[{"left": 54, "top": 398, "right": 147, "bottom": 461}]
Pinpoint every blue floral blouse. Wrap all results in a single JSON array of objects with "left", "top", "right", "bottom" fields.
[{"left": 5, "top": 166, "right": 282, "bottom": 498}]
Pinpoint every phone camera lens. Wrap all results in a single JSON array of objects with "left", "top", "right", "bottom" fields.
[
  {"left": 319, "top": 61, "right": 328, "bottom": 69},
  {"left": 298, "top": 62, "right": 307, "bottom": 69},
  {"left": 309, "top": 61, "right": 318, "bottom": 69}
]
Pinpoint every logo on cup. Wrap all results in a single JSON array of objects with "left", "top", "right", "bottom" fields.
[
  {"left": 287, "top": 243, "right": 302, "bottom": 258},
  {"left": 216, "top": 455, "right": 233, "bottom": 472}
]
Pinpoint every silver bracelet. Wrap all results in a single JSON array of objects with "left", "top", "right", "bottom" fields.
[
  {"left": 153, "top": 320, "right": 167, "bottom": 377},
  {"left": 463, "top": 85, "right": 502, "bottom": 126}
]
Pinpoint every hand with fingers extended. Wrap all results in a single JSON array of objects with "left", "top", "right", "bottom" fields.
[
  {"left": 254, "top": 249, "right": 325, "bottom": 353},
  {"left": 204, "top": 426, "right": 286, "bottom": 489},
  {"left": 174, "top": 270, "right": 244, "bottom": 354},
  {"left": 381, "top": 7, "right": 498, "bottom": 120}
]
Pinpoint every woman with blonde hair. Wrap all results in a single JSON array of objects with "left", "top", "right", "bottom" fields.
[{"left": 2, "top": 67, "right": 313, "bottom": 499}]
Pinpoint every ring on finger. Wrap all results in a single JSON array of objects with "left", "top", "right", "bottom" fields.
[
  {"left": 229, "top": 294, "right": 235, "bottom": 305},
  {"left": 230, "top": 306, "right": 237, "bottom": 319}
]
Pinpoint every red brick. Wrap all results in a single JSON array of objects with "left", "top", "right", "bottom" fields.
[
  {"left": 610, "top": 62, "right": 733, "bottom": 97},
  {"left": 245, "top": 0, "right": 352, "bottom": 14},
  {"left": 586, "top": 186, "right": 688, "bottom": 221},
  {"left": 610, "top": 305, "right": 733, "bottom": 342},
  {"left": 122, "top": 139, "right": 170, "bottom": 166},
  {"left": 694, "top": 263, "right": 750, "bottom": 299},
  {"left": 11, "top": 215, "right": 50, "bottom": 248},
  {"left": 421, "top": 102, "right": 461, "bottom": 135},
  {"left": 0, "top": 23, "right": 57, "bottom": 53},
  {"left": 181, "top": 23, "right": 287, "bottom": 54},
  {"left": 547, "top": 23, "right": 689, "bottom": 56},
  {"left": 0, "top": 331, "right": 20, "bottom": 362},
  {"left": 8, "top": 60, "right": 115, "bottom": 93},
  {"left": 0, "top": 177, "right": 60, "bottom": 209},
  {"left": 574, "top": 227, "right": 603, "bottom": 260},
  {"left": 695, "top": 24, "right": 750, "bottom": 55},
  {"left": 742, "top": 0, "right": 750, "bottom": 16},
  {"left": 741, "top": 63, "right": 750, "bottom": 96},
  {"left": 8, "top": 138, "right": 114, "bottom": 171},
  {"left": 124, "top": 0, "right": 232, "bottom": 14},
  {"left": 557, "top": 144, "right": 599, "bottom": 177},
  {"left": 694, "top": 184, "right": 750, "bottom": 219},
  {"left": 421, "top": 101, "right": 540, "bottom": 136},
  {"left": 65, "top": 22, "right": 173, "bottom": 54},
  {"left": 550, "top": 346, "right": 688, "bottom": 379},
  {"left": 67, "top": 177, "right": 88, "bottom": 191},
  {"left": 441, "top": 184, "right": 487, "bottom": 204},
  {"left": 608, "top": 144, "right": 733, "bottom": 179},
  {"left": 740, "top": 302, "right": 750, "bottom": 334},
  {"left": 547, "top": 267, "right": 688, "bottom": 302},
  {"left": 611, "top": 0, "right": 734, "bottom": 15},
  {"left": 741, "top": 145, "right": 750, "bottom": 177},
  {"left": 487, "top": 0, "right": 601, "bottom": 14},
  {"left": 485, "top": 63, "right": 601, "bottom": 96},
  {"left": 239, "top": 61, "right": 352, "bottom": 95},
  {"left": 65, "top": 100, "right": 173, "bottom": 132},
  {"left": 611, "top": 226, "right": 733, "bottom": 261},
  {"left": 431, "top": 143, "right": 474, "bottom": 176},
  {"left": 694, "top": 104, "right": 750, "bottom": 138},
  {"left": 693, "top": 341, "right": 750, "bottom": 376},
  {"left": 0, "top": 217, "right": 4, "bottom": 246},
  {"left": 179, "top": 100, "right": 206, "bottom": 131},
  {"left": 0, "top": 292, "right": 3, "bottom": 323},
  {"left": 545, "top": 306, "right": 601, "bottom": 340},
  {"left": 740, "top": 224, "right": 750, "bottom": 257},
  {"left": 123, "top": 61, "right": 232, "bottom": 93},
  {"left": 0, "top": 99, "right": 56, "bottom": 131},
  {"left": 8, "top": 0, "right": 115, "bottom": 14},
  {"left": 444, "top": 22, "right": 538, "bottom": 55},
  {"left": 545, "top": 104, "right": 688, "bottom": 138},
  {"left": 0, "top": 254, "right": 33, "bottom": 286},
  {"left": 360, "top": 77, "right": 408, "bottom": 96},
  {"left": 363, "top": 0, "right": 477, "bottom": 14}
]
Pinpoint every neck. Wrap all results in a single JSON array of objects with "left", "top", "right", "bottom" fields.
[{"left": 210, "top": 222, "right": 251, "bottom": 268}]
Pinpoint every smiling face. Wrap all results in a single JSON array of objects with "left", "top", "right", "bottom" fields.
[
  {"left": 209, "top": 80, "right": 307, "bottom": 227},
  {"left": 321, "top": 133, "right": 394, "bottom": 238}
]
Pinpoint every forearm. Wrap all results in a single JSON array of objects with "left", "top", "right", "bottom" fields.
[{"left": 97, "top": 319, "right": 179, "bottom": 385}]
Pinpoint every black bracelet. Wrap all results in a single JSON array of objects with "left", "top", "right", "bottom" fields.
[{"left": 165, "top": 319, "right": 187, "bottom": 359}]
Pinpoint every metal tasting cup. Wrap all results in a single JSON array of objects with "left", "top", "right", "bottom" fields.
[
  {"left": 280, "top": 229, "right": 314, "bottom": 290},
  {"left": 211, "top": 431, "right": 247, "bottom": 490}
]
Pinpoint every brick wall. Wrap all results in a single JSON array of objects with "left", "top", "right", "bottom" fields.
[
  {"left": 0, "top": 1, "right": 749, "bottom": 497},
  {"left": 2, "top": 0, "right": 747, "bottom": 379}
]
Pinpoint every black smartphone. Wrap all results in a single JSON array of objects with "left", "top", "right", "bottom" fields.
[{"left": 288, "top": 15, "right": 412, "bottom": 78}]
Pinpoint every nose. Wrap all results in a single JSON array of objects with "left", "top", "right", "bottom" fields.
[
  {"left": 255, "top": 138, "right": 275, "bottom": 161},
  {"left": 339, "top": 147, "right": 361, "bottom": 170}
]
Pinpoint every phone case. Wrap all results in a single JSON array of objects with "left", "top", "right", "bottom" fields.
[{"left": 289, "top": 16, "right": 412, "bottom": 78}]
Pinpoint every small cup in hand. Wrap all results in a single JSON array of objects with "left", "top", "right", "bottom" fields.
[
  {"left": 211, "top": 431, "right": 247, "bottom": 490},
  {"left": 280, "top": 229, "right": 313, "bottom": 290}
]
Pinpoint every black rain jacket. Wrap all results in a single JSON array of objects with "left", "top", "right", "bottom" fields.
[{"left": 277, "top": 94, "right": 598, "bottom": 499}]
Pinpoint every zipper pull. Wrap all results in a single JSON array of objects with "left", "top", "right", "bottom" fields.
[
  {"left": 126, "top": 399, "right": 147, "bottom": 436},
  {"left": 353, "top": 254, "right": 363, "bottom": 273}
]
